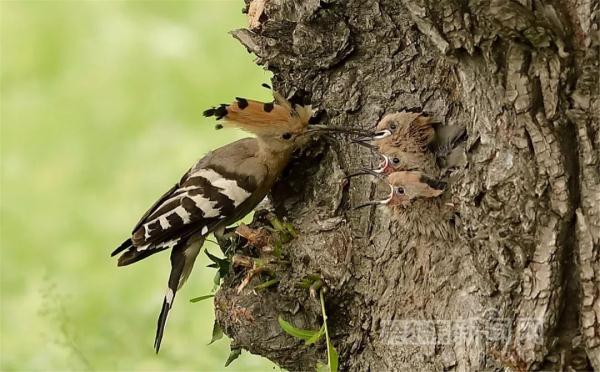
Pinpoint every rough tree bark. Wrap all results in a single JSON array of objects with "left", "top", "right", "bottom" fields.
[{"left": 213, "top": 0, "right": 599, "bottom": 370}]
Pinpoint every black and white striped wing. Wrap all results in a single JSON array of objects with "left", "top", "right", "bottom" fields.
[
  {"left": 134, "top": 168, "right": 251, "bottom": 242},
  {"left": 113, "top": 162, "right": 257, "bottom": 266}
]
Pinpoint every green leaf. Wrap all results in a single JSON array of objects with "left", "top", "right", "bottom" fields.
[
  {"left": 189, "top": 294, "right": 214, "bottom": 303},
  {"left": 273, "top": 240, "right": 283, "bottom": 258},
  {"left": 224, "top": 347, "right": 241, "bottom": 367},
  {"left": 316, "top": 362, "right": 329, "bottom": 372},
  {"left": 205, "top": 249, "right": 225, "bottom": 264},
  {"left": 320, "top": 289, "right": 338, "bottom": 372},
  {"left": 205, "top": 249, "right": 230, "bottom": 278},
  {"left": 212, "top": 270, "right": 221, "bottom": 291},
  {"left": 268, "top": 215, "right": 285, "bottom": 231},
  {"left": 304, "top": 324, "right": 325, "bottom": 346},
  {"left": 278, "top": 316, "right": 321, "bottom": 342},
  {"left": 284, "top": 222, "right": 298, "bottom": 238},
  {"left": 208, "top": 321, "right": 223, "bottom": 345},
  {"left": 299, "top": 274, "right": 322, "bottom": 289},
  {"left": 327, "top": 340, "right": 339, "bottom": 372},
  {"left": 315, "top": 344, "right": 338, "bottom": 372}
]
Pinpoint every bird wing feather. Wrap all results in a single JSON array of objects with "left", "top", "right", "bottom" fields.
[{"left": 126, "top": 138, "right": 263, "bottom": 251}]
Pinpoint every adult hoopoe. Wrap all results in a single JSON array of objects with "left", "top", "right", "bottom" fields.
[{"left": 111, "top": 91, "right": 359, "bottom": 352}]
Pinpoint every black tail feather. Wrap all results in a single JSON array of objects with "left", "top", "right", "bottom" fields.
[
  {"left": 117, "top": 247, "right": 169, "bottom": 266},
  {"left": 111, "top": 238, "right": 132, "bottom": 257},
  {"left": 154, "top": 298, "right": 172, "bottom": 353},
  {"left": 153, "top": 244, "right": 187, "bottom": 353}
]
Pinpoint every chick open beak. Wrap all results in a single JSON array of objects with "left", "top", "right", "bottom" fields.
[
  {"left": 352, "top": 129, "right": 392, "bottom": 143},
  {"left": 351, "top": 129, "right": 392, "bottom": 149},
  {"left": 373, "top": 155, "right": 389, "bottom": 174},
  {"left": 344, "top": 154, "right": 389, "bottom": 179},
  {"left": 353, "top": 184, "right": 395, "bottom": 210}
]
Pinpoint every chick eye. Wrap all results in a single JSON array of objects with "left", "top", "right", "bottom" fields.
[
  {"left": 395, "top": 187, "right": 405, "bottom": 195},
  {"left": 281, "top": 132, "right": 292, "bottom": 140},
  {"left": 392, "top": 157, "right": 400, "bottom": 164},
  {"left": 389, "top": 123, "right": 397, "bottom": 130}
]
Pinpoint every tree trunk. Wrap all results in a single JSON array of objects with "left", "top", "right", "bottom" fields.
[{"left": 214, "top": 0, "right": 599, "bottom": 370}]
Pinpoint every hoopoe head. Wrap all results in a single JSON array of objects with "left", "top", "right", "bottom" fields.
[
  {"left": 376, "top": 143, "right": 437, "bottom": 175},
  {"left": 373, "top": 111, "right": 436, "bottom": 152},
  {"left": 344, "top": 142, "right": 437, "bottom": 181},
  {"left": 355, "top": 170, "right": 446, "bottom": 209},
  {"left": 203, "top": 92, "right": 315, "bottom": 153},
  {"left": 386, "top": 171, "right": 446, "bottom": 206}
]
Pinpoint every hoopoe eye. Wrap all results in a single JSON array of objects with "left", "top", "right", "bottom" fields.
[
  {"left": 281, "top": 132, "right": 292, "bottom": 140},
  {"left": 395, "top": 187, "right": 405, "bottom": 195},
  {"left": 392, "top": 157, "right": 400, "bottom": 164}
]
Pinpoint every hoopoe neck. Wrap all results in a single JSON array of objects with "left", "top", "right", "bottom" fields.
[{"left": 256, "top": 137, "right": 294, "bottom": 175}]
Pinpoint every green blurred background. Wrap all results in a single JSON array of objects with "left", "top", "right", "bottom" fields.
[{"left": 1, "top": 1, "right": 277, "bottom": 370}]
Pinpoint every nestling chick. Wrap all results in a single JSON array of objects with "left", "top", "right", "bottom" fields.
[
  {"left": 373, "top": 111, "right": 435, "bottom": 151},
  {"left": 355, "top": 170, "right": 447, "bottom": 209},
  {"left": 345, "top": 130, "right": 439, "bottom": 180},
  {"left": 355, "top": 170, "right": 456, "bottom": 239},
  {"left": 376, "top": 144, "right": 438, "bottom": 175},
  {"left": 355, "top": 110, "right": 466, "bottom": 156}
]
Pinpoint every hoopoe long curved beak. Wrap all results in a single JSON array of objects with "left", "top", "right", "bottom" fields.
[{"left": 306, "top": 124, "right": 376, "bottom": 137}]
